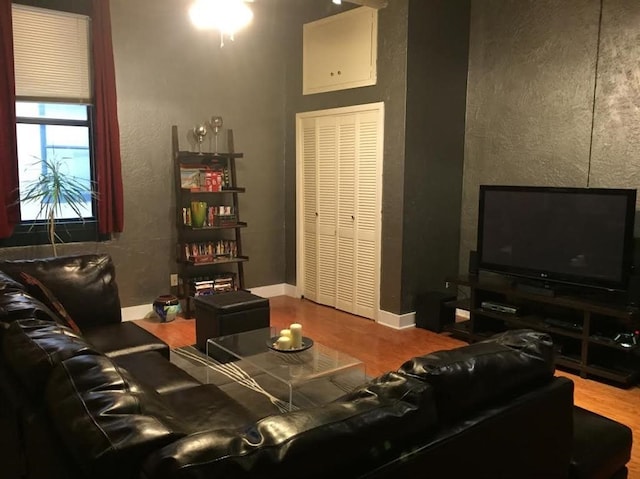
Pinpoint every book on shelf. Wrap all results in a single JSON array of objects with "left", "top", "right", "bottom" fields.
[
  {"left": 190, "top": 273, "right": 237, "bottom": 296},
  {"left": 180, "top": 164, "right": 230, "bottom": 191}
]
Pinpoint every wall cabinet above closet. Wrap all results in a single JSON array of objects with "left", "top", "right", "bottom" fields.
[{"left": 303, "top": 6, "right": 378, "bottom": 95}]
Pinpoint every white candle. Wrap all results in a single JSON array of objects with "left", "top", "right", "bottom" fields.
[
  {"left": 290, "top": 323, "right": 302, "bottom": 348},
  {"left": 277, "top": 336, "right": 291, "bottom": 350},
  {"left": 280, "top": 329, "right": 291, "bottom": 338}
]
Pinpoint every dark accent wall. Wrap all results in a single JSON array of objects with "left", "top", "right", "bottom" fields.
[
  {"left": 401, "top": 0, "right": 470, "bottom": 312},
  {"left": 461, "top": 0, "right": 640, "bottom": 272}
]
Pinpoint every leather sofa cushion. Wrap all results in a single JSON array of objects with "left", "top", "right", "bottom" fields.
[
  {"left": 143, "top": 372, "right": 438, "bottom": 479},
  {"left": 2, "top": 318, "right": 99, "bottom": 397},
  {"left": 0, "top": 254, "right": 122, "bottom": 329},
  {"left": 162, "top": 384, "right": 259, "bottom": 432},
  {"left": 46, "top": 354, "right": 189, "bottom": 479},
  {"left": 82, "top": 321, "right": 169, "bottom": 359},
  {"left": 398, "top": 329, "right": 555, "bottom": 421},
  {"left": 570, "top": 406, "right": 632, "bottom": 479},
  {"left": 114, "top": 350, "right": 201, "bottom": 395}
]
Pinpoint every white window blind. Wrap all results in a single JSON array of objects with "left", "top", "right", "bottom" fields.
[{"left": 12, "top": 4, "right": 91, "bottom": 102}]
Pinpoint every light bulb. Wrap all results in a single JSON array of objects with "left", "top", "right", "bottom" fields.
[{"left": 189, "top": 0, "right": 253, "bottom": 35}]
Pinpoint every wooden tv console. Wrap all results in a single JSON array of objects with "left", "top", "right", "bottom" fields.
[{"left": 444, "top": 274, "right": 640, "bottom": 387}]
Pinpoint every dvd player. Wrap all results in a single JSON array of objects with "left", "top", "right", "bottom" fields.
[{"left": 480, "top": 301, "right": 520, "bottom": 315}]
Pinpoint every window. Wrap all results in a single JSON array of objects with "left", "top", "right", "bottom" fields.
[
  {"left": 16, "top": 102, "right": 94, "bottom": 221},
  {"left": 1, "top": 3, "right": 98, "bottom": 246}
]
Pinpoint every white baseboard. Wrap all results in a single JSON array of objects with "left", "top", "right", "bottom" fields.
[
  {"left": 121, "top": 286, "right": 428, "bottom": 332},
  {"left": 121, "top": 304, "right": 153, "bottom": 322},
  {"left": 248, "top": 283, "right": 297, "bottom": 298},
  {"left": 121, "top": 285, "right": 299, "bottom": 322},
  {"left": 376, "top": 309, "right": 416, "bottom": 330}
]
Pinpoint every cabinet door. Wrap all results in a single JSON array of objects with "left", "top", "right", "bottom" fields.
[{"left": 303, "top": 7, "right": 378, "bottom": 95}]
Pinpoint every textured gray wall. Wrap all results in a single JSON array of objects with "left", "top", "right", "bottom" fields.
[
  {"left": 461, "top": 0, "right": 640, "bottom": 271},
  {"left": 111, "top": 0, "right": 287, "bottom": 305},
  {"left": 461, "top": 0, "right": 601, "bottom": 270},
  {"left": 0, "top": 0, "right": 287, "bottom": 307},
  {"left": 591, "top": 0, "right": 640, "bottom": 220}
]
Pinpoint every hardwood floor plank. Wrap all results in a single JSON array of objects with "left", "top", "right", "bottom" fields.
[{"left": 134, "top": 295, "right": 639, "bottom": 477}]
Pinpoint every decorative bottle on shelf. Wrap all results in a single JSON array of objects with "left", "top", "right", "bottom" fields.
[{"left": 191, "top": 201, "right": 207, "bottom": 228}]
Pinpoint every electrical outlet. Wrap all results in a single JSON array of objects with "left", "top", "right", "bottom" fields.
[{"left": 170, "top": 274, "right": 178, "bottom": 287}]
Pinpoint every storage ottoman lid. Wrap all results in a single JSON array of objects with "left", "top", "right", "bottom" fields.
[{"left": 194, "top": 291, "right": 269, "bottom": 312}]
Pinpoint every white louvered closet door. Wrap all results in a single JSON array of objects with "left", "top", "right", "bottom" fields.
[
  {"left": 298, "top": 103, "right": 383, "bottom": 320},
  {"left": 301, "top": 118, "right": 319, "bottom": 303},
  {"left": 316, "top": 117, "right": 338, "bottom": 306},
  {"left": 352, "top": 110, "right": 380, "bottom": 318}
]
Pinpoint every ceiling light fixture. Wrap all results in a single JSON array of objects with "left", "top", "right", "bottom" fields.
[
  {"left": 189, "top": 0, "right": 254, "bottom": 47},
  {"left": 332, "top": 0, "right": 342, "bottom": 4}
]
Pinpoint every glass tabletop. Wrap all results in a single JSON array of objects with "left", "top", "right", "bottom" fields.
[{"left": 205, "top": 327, "right": 366, "bottom": 409}]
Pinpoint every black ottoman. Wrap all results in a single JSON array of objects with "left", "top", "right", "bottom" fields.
[
  {"left": 195, "top": 291, "right": 270, "bottom": 351},
  {"left": 570, "top": 406, "right": 632, "bottom": 479}
]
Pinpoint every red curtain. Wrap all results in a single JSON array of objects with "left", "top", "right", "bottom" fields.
[
  {"left": 92, "top": 0, "right": 124, "bottom": 234},
  {"left": 0, "top": 0, "right": 19, "bottom": 238}
]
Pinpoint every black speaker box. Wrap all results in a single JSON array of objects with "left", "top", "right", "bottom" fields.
[
  {"left": 415, "top": 291, "right": 456, "bottom": 333},
  {"left": 469, "top": 250, "right": 478, "bottom": 275},
  {"left": 629, "top": 238, "right": 640, "bottom": 306}
]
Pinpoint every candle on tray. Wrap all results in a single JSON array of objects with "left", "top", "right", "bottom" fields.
[
  {"left": 277, "top": 335, "right": 292, "bottom": 350},
  {"left": 280, "top": 329, "right": 291, "bottom": 338},
  {"left": 290, "top": 323, "right": 302, "bottom": 348}
]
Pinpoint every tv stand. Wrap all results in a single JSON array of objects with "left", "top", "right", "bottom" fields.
[{"left": 445, "top": 274, "right": 640, "bottom": 387}]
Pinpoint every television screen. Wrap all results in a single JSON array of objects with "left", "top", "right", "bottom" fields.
[{"left": 477, "top": 186, "right": 637, "bottom": 292}]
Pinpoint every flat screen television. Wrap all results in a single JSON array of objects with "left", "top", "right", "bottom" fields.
[{"left": 477, "top": 185, "right": 637, "bottom": 293}]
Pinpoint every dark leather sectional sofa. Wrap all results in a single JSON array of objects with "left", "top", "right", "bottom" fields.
[{"left": 0, "top": 254, "right": 632, "bottom": 479}]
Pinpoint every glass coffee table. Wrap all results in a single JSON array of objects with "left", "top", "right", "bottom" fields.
[{"left": 198, "top": 327, "right": 367, "bottom": 411}]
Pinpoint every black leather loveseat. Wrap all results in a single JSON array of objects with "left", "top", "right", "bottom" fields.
[{"left": 0, "top": 254, "right": 632, "bottom": 479}]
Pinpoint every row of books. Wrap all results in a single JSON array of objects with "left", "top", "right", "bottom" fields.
[
  {"left": 180, "top": 166, "right": 230, "bottom": 192},
  {"left": 184, "top": 240, "right": 238, "bottom": 262},
  {"left": 189, "top": 273, "right": 237, "bottom": 296}
]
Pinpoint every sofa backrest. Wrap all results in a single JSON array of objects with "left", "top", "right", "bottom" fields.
[
  {"left": 142, "top": 372, "right": 439, "bottom": 479},
  {"left": 0, "top": 254, "right": 122, "bottom": 328},
  {"left": 398, "top": 329, "right": 555, "bottom": 422}
]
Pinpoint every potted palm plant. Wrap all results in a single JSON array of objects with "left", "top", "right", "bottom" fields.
[{"left": 20, "top": 155, "right": 96, "bottom": 256}]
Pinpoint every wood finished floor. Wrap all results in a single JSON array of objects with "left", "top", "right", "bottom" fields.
[{"left": 134, "top": 295, "right": 640, "bottom": 477}]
